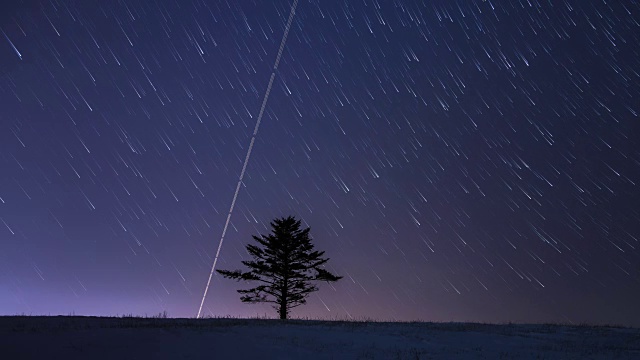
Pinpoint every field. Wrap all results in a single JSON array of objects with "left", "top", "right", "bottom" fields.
[{"left": 1, "top": 316, "right": 638, "bottom": 359}]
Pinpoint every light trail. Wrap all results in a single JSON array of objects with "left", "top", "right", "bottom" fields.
[{"left": 197, "top": 0, "right": 300, "bottom": 319}]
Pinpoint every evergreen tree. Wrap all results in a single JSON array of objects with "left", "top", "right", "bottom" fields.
[{"left": 217, "top": 216, "right": 342, "bottom": 319}]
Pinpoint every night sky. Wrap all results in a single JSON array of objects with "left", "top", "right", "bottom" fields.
[{"left": 1, "top": 0, "right": 639, "bottom": 326}]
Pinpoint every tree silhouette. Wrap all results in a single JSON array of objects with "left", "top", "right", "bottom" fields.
[{"left": 217, "top": 216, "right": 342, "bottom": 319}]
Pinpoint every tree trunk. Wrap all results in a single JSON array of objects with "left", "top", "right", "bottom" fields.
[
  {"left": 281, "top": 261, "right": 289, "bottom": 319},
  {"left": 279, "top": 305, "right": 287, "bottom": 320}
]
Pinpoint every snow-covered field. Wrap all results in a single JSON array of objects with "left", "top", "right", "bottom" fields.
[{"left": 1, "top": 316, "right": 638, "bottom": 359}]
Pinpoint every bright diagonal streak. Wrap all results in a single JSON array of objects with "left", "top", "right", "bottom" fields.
[
  {"left": 197, "top": 0, "right": 300, "bottom": 319},
  {"left": 2, "top": 29, "right": 23, "bottom": 60}
]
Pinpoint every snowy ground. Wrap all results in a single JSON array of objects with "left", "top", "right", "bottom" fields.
[{"left": 1, "top": 316, "right": 638, "bottom": 359}]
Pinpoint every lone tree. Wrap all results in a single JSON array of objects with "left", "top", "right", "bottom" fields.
[{"left": 217, "top": 216, "right": 342, "bottom": 319}]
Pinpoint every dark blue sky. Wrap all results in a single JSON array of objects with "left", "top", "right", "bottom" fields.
[{"left": 1, "top": 0, "right": 639, "bottom": 325}]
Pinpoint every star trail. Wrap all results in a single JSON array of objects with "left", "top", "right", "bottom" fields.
[{"left": 0, "top": 0, "right": 639, "bottom": 326}]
